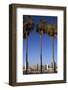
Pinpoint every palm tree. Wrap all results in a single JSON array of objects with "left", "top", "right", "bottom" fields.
[
  {"left": 23, "top": 15, "right": 33, "bottom": 74},
  {"left": 36, "top": 19, "right": 47, "bottom": 73},
  {"left": 47, "top": 24, "right": 57, "bottom": 72}
]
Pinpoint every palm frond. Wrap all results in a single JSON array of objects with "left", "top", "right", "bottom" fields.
[
  {"left": 23, "top": 15, "right": 34, "bottom": 39},
  {"left": 36, "top": 18, "right": 47, "bottom": 35},
  {"left": 47, "top": 24, "right": 57, "bottom": 37}
]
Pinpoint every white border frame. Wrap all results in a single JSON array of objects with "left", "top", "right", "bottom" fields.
[{"left": 16, "top": 8, "right": 64, "bottom": 82}]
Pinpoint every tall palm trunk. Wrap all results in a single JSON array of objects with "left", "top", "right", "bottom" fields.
[
  {"left": 26, "top": 33, "right": 28, "bottom": 74},
  {"left": 40, "top": 34, "right": 42, "bottom": 73},
  {"left": 52, "top": 37, "right": 54, "bottom": 72}
]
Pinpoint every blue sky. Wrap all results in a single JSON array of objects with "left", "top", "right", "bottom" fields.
[{"left": 23, "top": 15, "right": 57, "bottom": 66}]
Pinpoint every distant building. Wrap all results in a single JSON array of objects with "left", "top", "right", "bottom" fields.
[
  {"left": 23, "top": 62, "right": 57, "bottom": 74},
  {"left": 45, "top": 65, "right": 47, "bottom": 70},
  {"left": 51, "top": 61, "right": 57, "bottom": 72},
  {"left": 47, "top": 64, "right": 49, "bottom": 70}
]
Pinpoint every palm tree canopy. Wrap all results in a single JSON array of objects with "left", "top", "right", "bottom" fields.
[
  {"left": 36, "top": 19, "right": 47, "bottom": 35},
  {"left": 23, "top": 15, "right": 34, "bottom": 38},
  {"left": 47, "top": 24, "right": 57, "bottom": 37}
]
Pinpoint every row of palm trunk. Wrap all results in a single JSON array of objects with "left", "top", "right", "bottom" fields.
[{"left": 23, "top": 16, "right": 57, "bottom": 74}]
